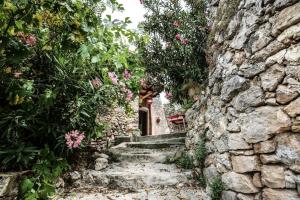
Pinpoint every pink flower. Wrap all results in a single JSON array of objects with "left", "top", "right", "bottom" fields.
[
  {"left": 14, "top": 72, "right": 23, "bottom": 78},
  {"left": 91, "top": 77, "right": 102, "bottom": 88},
  {"left": 193, "top": 95, "right": 200, "bottom": 101},
  {"left": 108, "top": 72, "right": 119, "bottom": 85},
  {"left": 65, "top": 130, "right": 85, "bottom": 149},
  {"left": 123, "top": 69, "right": 132, "bottom": 80},
  {"left": 140, "top": 0, "right": 144, "bottom": 4},
  {"left": 173, "top": 20, "right": 180, "bottom": 28},
  {"left": 165, "top": 92, "right": 173, "bottom": 99},
  {"left": 25, "top": 34, "right": 37, "bottom": 46},
  {"left": 125, "top": 89, "right": 133, "bottom": 101},
  {"left": 175, "top": 34, "right": 181, "bottom": 41},
  {"left": 181, "top": 39, "right": 189, "bottom": 45}
]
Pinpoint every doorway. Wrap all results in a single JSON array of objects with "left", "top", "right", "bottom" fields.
[{"left": 139, "top": 107, "right": 149, "bottom": 136}]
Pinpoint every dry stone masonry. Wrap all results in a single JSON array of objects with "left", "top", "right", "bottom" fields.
[{"left": 186, "top": 0, "right": 300, "bottom": 199}]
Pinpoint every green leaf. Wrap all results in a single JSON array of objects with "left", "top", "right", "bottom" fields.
[
  {"left": 15, "top": 21, "right": 24, "bottom": 29},
  {"left": 91, "top": 55, "right": 100, "bottom": 63},
  {"left": 21, "top": 178, "right": 34, "bottom": 194}
]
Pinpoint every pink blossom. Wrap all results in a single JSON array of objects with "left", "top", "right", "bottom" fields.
[
  {"left": 125, "top": 89, "right": 133, "bottom": 101},
  {"left": 14, "top": 72, "right": 23, "bottom": 78},
  {"left": 193, "top": 95, "right": 200, "bottom": 101},
  {"left": 123, "top": 69, "right": 132, "bottom": 80},
  {"left": 173, "top": 20, "right": 180, "bottom": 28},
  {"left": 108, "top": 72, "right": 119, "bottom": 85},
  {"left": 25, "top": 34, "right": 37, "bottom": 46},
  {"left": 181, "top": 39, "right": 189, "bottom": 45},
  {"left": 175, "top": 34, "right": 181, "bottom": 41},
  {"left": 140, "top": 0, "right": 144, "bottom": 4},
  {"left": 165, "top": 92, "right": 173, "bottom": 99},
  {"left": 65, "top": 130, "right": 85, "bottom": 149},
  {"left": 91, "top": 77, "right": 102, "bottom": 88}
]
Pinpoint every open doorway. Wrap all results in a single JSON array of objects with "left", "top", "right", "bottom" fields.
[{"left": 139, "top": 107, "right": 149, "bottom": 136}]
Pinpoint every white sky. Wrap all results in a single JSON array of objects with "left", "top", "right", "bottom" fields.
[{"left": 111, "top": 0, "right": 146, "bottom": 30}]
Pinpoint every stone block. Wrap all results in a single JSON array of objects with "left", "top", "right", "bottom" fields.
[
  {"left": 253, "top": 172, "right": 263, "bottom": 188},
  {"left": 95, "top": 158, "right": 108, "bottom": 171},
  {"left": 261, "top": 165, "right": 285, "bottom": 188},
  {"left": 284, "top": 98, "right": 300, "bottom": 117},
  {"left": 232, "top": 155, "right": 261, "bottom": 173},
  {"left": 285, "top": 44, "right": 300, "bottom": 65},
  {"left": 260, "top": 154, "right": 281, "bottom": 164},
  {"left": 239, "top": 106, "right": 291, "bottom": 143},
  {"left": 254, "top": 139, "right": 276, "bottom": 153},
  {"left": 0, "top": 173, "right": 20, "bottom": 198},
  {"left": 276, "top": 85, "right": 299, "bottom": 104},
  {"left": 222, "top": 190, "right": 237, "bottom": 200},
  {"left": 232, "top": 86, "right": 264, "bottom": 112},
  {"left": 260, "top": 64, "right": 285, "bottom": 92},
  {"left": 221, "top": 76, "right": 248, "bottom": 102},
  {"left": 276, "top": 134, "right": 300, "bottom": 165},
  {"left": 262, "top": 188, "right": 299, "bottom": 200},
  {"left": 222, "top": 172, "right": 259, "bottom": 193},
  {"left": 272, "top": 2, "right": 300, "bottom": 36},
  {"left": 228, "top": 133, "right": 252, "bottom": 150}
]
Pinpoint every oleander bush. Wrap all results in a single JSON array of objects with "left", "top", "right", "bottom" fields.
[
  {"left": 140, "top": 0, "right": 209, "bottom": 104},
  {"left": 0, "top": 0, "right": 144, "bottom": 172}
]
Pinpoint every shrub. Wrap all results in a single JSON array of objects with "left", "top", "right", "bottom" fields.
[
  {"left": 19, "top": 147, "right": 69, "bottom": 200},
  {"left": 140, "top": 0, "right": 208, "bottom": 104},
  {"left": 209, "top": 176, "right": 225, "bottom": 200},
  {"left": 0, "top": 0, "right": 144, "bottom": 171}
]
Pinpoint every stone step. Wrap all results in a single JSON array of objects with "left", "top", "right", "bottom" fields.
[
  {"left": 108, "top": 147, "right": 184, "bottom": 163},
  {"left": 114, "top": 132, "right": 187, "bottom": 146},
  {"left": 134, "top": 132, "right": 187, "bottom": 142},
  {"left": 126, "top": 141, "right": 184, "bottom": 149},
  {"left": 113, "top": 138, "right": 185, "bottom": 149},
  {"left": 82, "top": 163, "right": 192, "bottom": 191},
  {"left": 59, "top": 186, "right": 208, "bottom": 200}
]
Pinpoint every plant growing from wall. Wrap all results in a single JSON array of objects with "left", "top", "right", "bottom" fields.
[
  {"left": 209, "top": 176, "right": 225, "bottom": 200},
  {"left": 195, "top": 137, "right": 207, "bottom": 168},
  {"left": 140, "top": 0, "right": 208, "bottom": 104},
  {"left": 176, "top": 152, "right": 194, "bottom": 169},
  {"left": 194, "top": 136, "right": 207, "bottom": 187}
]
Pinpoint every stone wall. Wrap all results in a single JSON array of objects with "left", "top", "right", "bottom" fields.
[
  {"left": 93, "top": 98, "right": 139, "bottom": 150},
  {"left": 186, "top": 0, "right": 300, "bottom": 199}
]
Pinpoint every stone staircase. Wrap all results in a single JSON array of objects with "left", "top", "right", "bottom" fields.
[{"left": 59, "top": 133, "right": 208, "bottom": 200}]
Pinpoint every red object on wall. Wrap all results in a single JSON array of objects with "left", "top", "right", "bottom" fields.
[
  {"left": 167, "top": 114, "right": 185, "bottom": 124},
  {"left": 156, "top": 117, "right": 161, "bottom": 124}
]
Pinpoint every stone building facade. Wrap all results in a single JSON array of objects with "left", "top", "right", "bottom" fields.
[
  {"left": 186, "top": 0, "right": 300, "bottom": 199},
  {"left": 150, "top": 96, "right": 170, "bottom": 135}
]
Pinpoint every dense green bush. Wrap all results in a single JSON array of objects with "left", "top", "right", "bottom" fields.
[
  {"left": 0, "top": 0, "right": 144, "bottom": 172},
  {"left": 140, "top": 0, "right": 208, "bottom": 103},
  {"left": 19, "top": 146, "right": 70, "bottom": 200}
]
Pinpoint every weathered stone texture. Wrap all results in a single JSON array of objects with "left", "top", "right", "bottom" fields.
[
  {"left": 239, "top": 106, "right": 291, "bottom": 143},
  {"left": 222, "top": 172, "right": 259, "bottom": 194},
  {"left": 186, "top": 0, "right": 300, "bottom": 198},
  {"left": 232, "top": 155, "right": 260, "bottom": 173}
]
